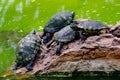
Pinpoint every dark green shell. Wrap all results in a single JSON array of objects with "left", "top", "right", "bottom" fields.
[
  {"left": 16, "top": 33, "right": 40, "bottom": 65},
  {"left": 53, "top": 25, "right": 77, "bottom": 43},
  {"left": 71, "top": 20, "right": 107, "bottom": 36},
  {"left": 44, "top": 11, "right": 75, "bottom": 33},
  {"left": 78, "top": 20, "right": 107, "bottom": 30}
]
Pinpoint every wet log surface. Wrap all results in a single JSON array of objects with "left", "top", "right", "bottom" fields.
[{"left": 14, "top": 21, "right": 120, "bottom": 76}]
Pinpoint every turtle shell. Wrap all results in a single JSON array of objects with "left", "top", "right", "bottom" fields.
[
  {"left": 16, "top": 33, "right": 40, "bottom": 65},
  {"left": 53, "top": 25, "right": 77, "bottom": 43},
  {"left": 44, "top": 11, "right": 75, "bottom": 33},
  {"left": 78, "top": 20, "right": 107, "bottom": 30},
  {"left": 72, "top": 20, "right": 108, "bottom": 36}
]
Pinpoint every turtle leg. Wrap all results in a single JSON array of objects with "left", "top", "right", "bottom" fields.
[
  {"left": 79, "top": 31, "right": 84, "bottom": 40},
  {"left": 41, "top": 32, "right": 46, "bottom": 38},
  {"left": 56, "top": 42, "right": 64, "bottom": 56},
  {"left": 42, "top": 33, "right": 52, "bottom": 44},
  {"left": 46, "top": 39, "right": 54, "bottom": 48},
  {"left": 25, "top": 61, "right": 33, "bottom": 71}
]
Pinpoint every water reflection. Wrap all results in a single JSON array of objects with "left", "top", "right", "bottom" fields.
[
  {"left": 105, "top": 0, "right": 114, "bottom": 3},
  {"left": 0, "top": 31, "right": 26, "bottom": 72},
  {"left": 13, "top": 16, "right": 22, "bottom": 22},
  {"left": 25, "top": 0, "right": 31, "bottom": 6},
  {"left": 16, "top": 2, "right": 23, "bottom": 14},
  {"left": 34, "top": 7, "right": 39, "bottom": 19},
  {"left": 115, "top": 4, "right": 120, "bottom": 6},
  {"left": 0, "top": 0, "right": 14, "bottom": 27},
  {"left": 1, "top": 0, "right": 6, "bottom": 4}
]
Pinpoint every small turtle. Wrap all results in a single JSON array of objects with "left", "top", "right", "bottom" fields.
[
  {"left": 42, "top": 11, "right": 75, "bottom": 44},
  {"left": 46, "top": 24, "right": 79, "bottom": 55},
  {"left": 12, "top": 30, "right": 41, "bottom": 71},
  {"left": 71, "top": 20, "right": 109, "bottom": 39}
]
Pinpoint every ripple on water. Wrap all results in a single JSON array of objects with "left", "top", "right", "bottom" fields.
[
  {"left": 7, "top": 40, "right": 17, "bottom": 50},
  {"left": 0, "top": 0, "right": 15, "bottom": 27},
  {"left": 116, "top": 12, "right": 120, "bottom": 15},
  {"left": 1, "top": 0, "right": 6, "bottom": 4},
  {"left": 13, "top": 16, "right": 22, "bottom": 22},
  {"left": 34, "top": 7, "right": 39, "bottom": 19},
  {"left": 92, "top": 10, "right": 97, "bottom": 13},
  {"left": 83, "top": 0, "right": 88, "bottom": 5},
  {"left": 0, "top": 5, "right": 2, "bottom": 12},
  {"left": 0, "top": 17, "right": 4, "bottom": 27},
  {"left": 16, "top": 2, "right": 23, "bottom": 14},
  {"left": 61, "top": 5, "right": 65, "bottom": 11},
  {"left": 115, "top": 4, "right": 120, "bottom": 6},
  {"left": 102, "top": 6, "right": 106, "bottom": 8},
  {"left": 8, "top": 0, "right": 14, "bottom": 4},
  {"left": 0, "top": 47, "right": 3, "bottom": 53},
  {"left": 105, "top": 0, "right": 114, "bottom": 3},
  {"left": 25, "top": 0, "right": 31, "bottom": 6}
]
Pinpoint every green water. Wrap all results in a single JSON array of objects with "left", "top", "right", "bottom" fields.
[{"left": 0, "top": 0, "right": 120, "bottom": 79}]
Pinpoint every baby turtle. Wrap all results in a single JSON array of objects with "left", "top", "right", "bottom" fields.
[
  {"left": 12, "top": 30, "right": 41, "bottom": 71},
  {"left": 46, "top": 24, "right": 79, "bottom": 55},
  {"left": 71, "top": 20, "right": 109, "bottom": 39},
  {"left": 42, "top": 11, "right": 75, "bottom": 44}
]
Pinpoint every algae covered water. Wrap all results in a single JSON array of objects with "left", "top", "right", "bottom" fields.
[{"left": 0, "top": 0, "right": 120, "bottom": 79}]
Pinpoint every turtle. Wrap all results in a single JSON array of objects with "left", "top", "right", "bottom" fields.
[
  {"left": 42, "top": 11, "right": 75, "bottom": 44},
  {"left": 70, "top": 19, "right": 109, "bottom": 40},
  {"left": 12, "top": 30, "right": 41, "bottom": 71},
  {"left": 46, "top": 24, "right": 79, "bottom": 55}
]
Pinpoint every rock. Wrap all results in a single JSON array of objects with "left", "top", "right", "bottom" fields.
[
  {"left": 39, "top": 33, "right": 120, "bottom": 72},
  {"left": 14, "top": 22, "right": 120, "bottom": 76}
]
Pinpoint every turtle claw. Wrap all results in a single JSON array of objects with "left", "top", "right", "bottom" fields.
[
  {"left": 12, "top": 66, "right": 17, "bottom": 71},
  {"left": 56, "top": 42, "right": 63, "bottom": 55},
  {"left": 46, "top": 40, "right": 54, "bottom": 48},
  {"left": 56, "top": 48, "right": 60, "bottom": 56},
  {"left": 79, "top": 31, "right": 86, "bottom": 41},
  {"left": 25, "top": 61, "right": 33, "bottom": 71},
  {"left": 12, "top": 64, "right": 20, "bottom": 71}
]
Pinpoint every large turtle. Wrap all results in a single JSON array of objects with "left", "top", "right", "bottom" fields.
[
  {"left": 12, "top": 30, "right": 41, "bottom": 71},
  {"left": 46, "top": 24, "right": 79, "bottom": 55},
  {"left": 70, "top": 19, "right": 109, "bottom": 39},
  {"left": 42, "top": 11, "right": 75, "bottom": 44}
]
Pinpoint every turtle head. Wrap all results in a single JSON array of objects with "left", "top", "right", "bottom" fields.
[
  {"left": 42, "top": 33, "right": 53, "bottom": 44},
  {"left": 30, "top": 30, "right": 36, "bottom": 34},
  {"left": 71, "top": 12, "right": 75, "bottom": 19},
  {"left": 70, "top": 23, "right": 80, "bottom": 31}
]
